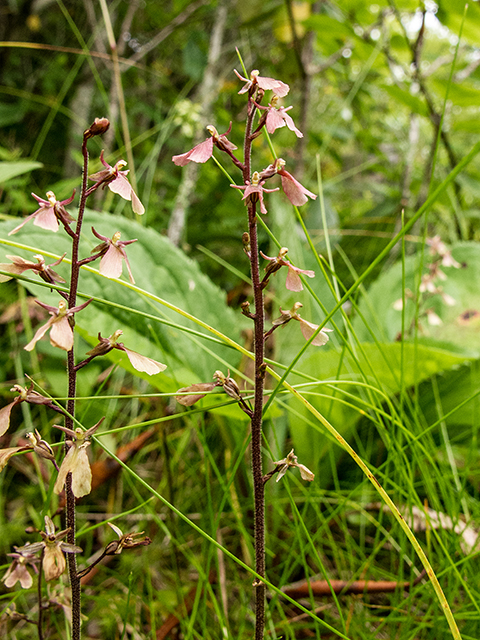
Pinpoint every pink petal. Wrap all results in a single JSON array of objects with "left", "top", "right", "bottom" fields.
[
  {"left": 175, "top": 383, "right": 216, "bottom": 406},
  {"left": 123, "top": 348, "right": 167, "bottom": 375},
  {"left": 8, "top": 212, "right": 38, "bottom": 235},
  {"left": 299, "top": 319, "right": 331, "bottom": 346},
  {"left": 187, "top": 138, "right": 214, "bottom": 164},
  {"left": 0, "top": 402, "right": 15, "bottom": 437},
  {"left": 54, "top": 445, "right": 76, "bottom": 495},
  {"left": 100, "top": 246, "right": 124, "bottom": 279},
  {"left": 17, "top": 565, "right": 34, "bottom": 589},
  {"left": 130, "top": 189, "right": 145, "bottom": 215},
  {"left": 285, "top": 268, "right": 303, "bottom": 292},
  {"left": 280, "top": 172, "right": 317, "bottom": 207},
  {"left": 33, "top": 206, "right": 59, "bottom": 232},
  {"left": 282, "top": 112, "right": 303, "bottom": 138},
  {"left": 266, "top": 110, "right": 286, "bottom": 134},
  {"left": 257, "top": 76, "right": 290, "bottom": 97},
  {"left": 24, "top": 319, "right": 54, "bottom": 352},
  {"left": 49, "top": 316, "right": 74, "bottom": 351},
  {"left": 108, "top": 175, "right": 133, "bottom": 201},
  {"left": 173, "top": 138, "right": 214, "bottom": 166},
  {"left": 172, "top": 150, "right": 193, "bottom": 166}
]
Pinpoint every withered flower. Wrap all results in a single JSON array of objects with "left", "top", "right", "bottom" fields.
[
  {"left": 272, "top": 448, "right": 314, "bottom": 482},
  {"left": 105, "top": 522, "right": 151, "bottom": 555},
  {"left": 54, "top": 419, "right": 103, "bottom": 498},
  {"left": 15, "top": 516, "right": 82, "bottom": 582},
  {"left": 0, "top": 445, "right": 33, "bottom": 472},
  {"left": 26, "top": 429, "right": 57, "bottom": 467},
  {"left": 0, "top": 384, "right": 60, "bottom": 437}
]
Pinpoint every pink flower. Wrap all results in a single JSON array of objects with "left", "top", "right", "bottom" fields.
[
  {"left": 261, "top": 247, "right": 314, "bottom": 291},
  {"left": 9, "top": 191, "right": 75, "bottom": 236},
  {"left": 89, "top": 150, "right": 144, "bottom": 215},
  {"left": 0, "top": 254, "right": 65, "bottom": 284},
  {"left": 25, "top": 299, "right": 92, "bottom": 352},
  {"left": 234, "top": 69, "right": 289, "bottom": 97},
  {"left": 172, "top": 125, "right": 237, "bottom": 166},
  {"left": 86, "top": 330, "right": 167, "bottom": 375},
  {"left": 91, "top": 228, "right": 137, "bottom": 284},
  {"left": 231, "top": 171, "right": 279, "bottom": 214},
  {"left": 2, "top": 546, "right": 39, "bottom": 589},
  {"left": 426, "top": 235, "right": 461, "bottom": 268},
  {"left": 272, "top": 303, "right": 332, "bottom": 346},
  {"left": 273, "top": 159, "right": 316, "bottom": 206},
  {"left": 258, "top": 96, "right": 303, "bottom": 137}
]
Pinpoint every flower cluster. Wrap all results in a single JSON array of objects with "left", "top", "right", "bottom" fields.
[{"left": 172, "top": 68, "right": 316, "bottom": 215}]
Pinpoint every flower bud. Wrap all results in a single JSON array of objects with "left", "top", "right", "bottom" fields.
[{"left": 84, "top": 117, "right": 110, "bottom": 139}]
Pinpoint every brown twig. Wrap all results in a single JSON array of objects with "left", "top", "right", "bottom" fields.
[{"left": 282, "top": 568, "right": 426, "bottom": 598}]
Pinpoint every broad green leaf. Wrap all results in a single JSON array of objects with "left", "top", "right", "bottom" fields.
[
  {"left": 351, "top": 242, "right": 480, "bottom": 355},
  {"left": 0, "top": 210, "right": 245, "bottom": 392},
  {"left": 288, "top": 342, "right": 473, "bottom": 476},
  {"left": 381, "top": 84, "right": 429, "bottom": 117},
  {"left": 0, "top": 161, "right": 43, "bottom": 184}
]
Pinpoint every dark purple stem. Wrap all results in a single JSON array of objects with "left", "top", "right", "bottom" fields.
[
  {"left": 65, "top": 131, "right": 92, "bottom": 640},
  {"left": 37, "top": 549, "right": 44, "bottom": 640},
  {"left": 243, "top": 94, "right": 267, "bottom": 640}
]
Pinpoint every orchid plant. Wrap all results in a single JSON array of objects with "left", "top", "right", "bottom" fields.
[
  {"left": 172, "top": 64, "right": 324, "bottom": 639},
  {"left": 0, "top": 118, "right": 159, "bottom": 640}
]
